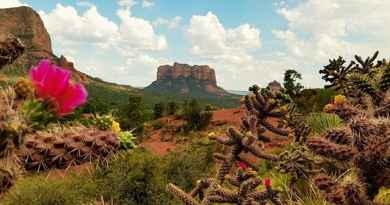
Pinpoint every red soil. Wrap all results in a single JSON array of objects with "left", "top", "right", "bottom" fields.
[
  {"left": 139, "top": 108, "right": 289, "bottom": 157},
  {"left": 140, "top": 130, "right": 177, "bottom": 156},
  {"left": 211, "top": 108, "right": 244, "bottom": 126},
  {"left": 140, "top": 108, "right": 244, "bottom": 156}
]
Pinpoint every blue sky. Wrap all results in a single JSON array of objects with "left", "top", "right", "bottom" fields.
[{"left": 2, "top": 0, "right": 390, "bottom": 90}]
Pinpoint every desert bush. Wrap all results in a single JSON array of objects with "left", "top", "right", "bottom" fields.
[
  {"left": 295, "top": 88, "right": 337, "bottom": 113},
  {"left": 119, "top": 94, "right": 149, "bottom": 132},
  {"left": 305, "top": 112, "right": 342, "bottom": 134},
  {"left": 167, "top": 101, "right": 178, "bottom": 115},
  {"left": 82, "top": 97, "right": 111, "bottom": 115},
  {"left": 162, "top": 139, "right": 217, "bottom": 191},
  {"left": 2, "top": 173, "right": 97, "bottom": 205},
  {"left": 153, "top": 102, "right": 166, "bottom": 119},
  {"left": 93, "top": 149, "right": 170, "bottom": 205},
  {"left": 182, "top": 99, "right": 212, "bottom": 131}
]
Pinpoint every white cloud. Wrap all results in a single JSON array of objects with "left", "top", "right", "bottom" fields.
[
  {"left": 117, "top": 0, "right": 137, "bottom": 9},
  {"left": 117, "top": 8, "right": 167, "bottom": 54},
  {"left": 271, "top": 0, "right": 390, "bottom": 87},
  {"left": 186, "top": 12, "right": 283, "bottom": 90},
  {"left": 275, "top": 0, "right": 390, "bottom": 62},
  {"left": 142, "top": 0, "right": 154, "bottom": 8},
  {"left": 0, "top": 0, "right": 27, "bottom": 8},
  {"left": 76, "top": 1, "right": 95, "bottom": 8},
  {"left": 40, "top": 4, "right": 119, "bottom": 49},
  {"left": 188, "top": 12, "right": 261, "bottom": 58},
  {"left": 153, "top": 16, "right": 182, "bottom": 29},
  {"left": 38, "top": 2, "right": 169, "bottom": 87}
]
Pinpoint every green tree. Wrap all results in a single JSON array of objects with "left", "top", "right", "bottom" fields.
[
  {"left": 184, "top": 99, "right": 212, "bottom": 131},
  {"left": 167, "top": 101, "right": 178, "bottom": 115},
  {"left": 283, "top": 69, "right": 304, "bottom": 98},
  {"left": 153, "top": 102, "right": 166, "bottom": 119},
  {"left": 120, "top": 94, "right": 147, "bottom": 131},
  {"left": 82, "top": 97, "right": 110, "bottom": 114}
]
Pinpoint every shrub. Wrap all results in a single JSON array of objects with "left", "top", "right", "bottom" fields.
[
  {"left": 153, "top": 102, "right": 166, "bottom": 119},
  {"left": 183, "top": 99, "right": 212, "bottom": 131},
  {"left": 295, "top": 88, "right": 337, "bottom": 113},
  {"left": 119, "top": 95, "right": 148, "bottom": 132},
  {"left": 162, "top": 139, "right": 217, "bottom": 191},
  {"left": 167, "top": 102, "right": 178, "bottom": 115},
  {"left": 93, "top": 149, "right": 171, "bottom": 205},
  {"left": 2, "top": 173, "right": 97, "bottom": 205},
  {"left": 305, "top": 112, "right": 342, "bottom": 134}
]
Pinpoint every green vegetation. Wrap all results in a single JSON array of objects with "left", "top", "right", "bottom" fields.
[
  {"left": 167, "top": 102, "right": 178, "bottom": 115},
  {"left": 305, "top": 112, "right": 342, "bottom": 134},
  {"left": 153, "top": 102, "right": 166, "bottom": 119},
  {"left": 2, "top": 141, "right": 217, "bottom": 205},
  {"left": 2, "top": 174, "right": 98, "bottom": 205},
  {"left": 182, "top": 99, "right": 212, "bottom": 131},
  {"left": 295, "top": 88, "right": 338, "bottom": 113},
  {"left": 283, "top": 69, "right": 304, "bottom": 98}
]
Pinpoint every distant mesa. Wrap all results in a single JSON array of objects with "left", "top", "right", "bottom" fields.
[{"left": 144, "top": 62, "right": 230, "bottom": 97}]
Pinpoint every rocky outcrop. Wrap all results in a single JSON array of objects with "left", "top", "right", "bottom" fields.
[
  {"left": 0, "top": 6, "right": 52, "bottom": 60},
  {"left": 0, "top": 6, "right": 90, "bottom": 83},
  {"left": 145, "top": 62, "right": 229, "bottom": 97},
  {"left": 157, "top": 63, "right": 217, "bottom": 85}
]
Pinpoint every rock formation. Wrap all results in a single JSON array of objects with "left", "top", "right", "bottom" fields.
[
  {"left": 145, "top": 62, "right": 229, "bottom": 97},
  {"left": 0, "top": 6, "right": 89, "bottom": 82},
  {"left": 0, "top": 6, "right": 52, "bottom": 61}
]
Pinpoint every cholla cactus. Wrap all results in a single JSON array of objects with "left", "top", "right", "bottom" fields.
[
  {"left": 319, "top": 56, "right": 355, "bottom": 93},
  {"left": 167, "top": 169, "right": 282, "bottom": 205},
  {"left": 210, "top": 85, "right": 291, "bottom": 182},
  {"left": 308, "top": 96, "right": 390, "bottom": 201},
  {"left": 313, "top": 174, "right": 371, "bottom": 205},
  {"left": 323, "top": 95, "right": 362, "bottom": 121},
  {"left": 320, "top": 51, "right": 390, "bottom": 113},
  {"left": 167, "top": 85, "right": 290, "bottom": 204}
]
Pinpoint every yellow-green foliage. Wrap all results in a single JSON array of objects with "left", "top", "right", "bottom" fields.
[
  {"left": 162, "top": 139, "right": 217, "bottom": 191},
  {"left": 374, "top": 187, "right": 390, "bottom": 205},
  {"left": 305, "top": 112, "right": 343, "bottom": 134},
  {"left": 2, "top": 173, "right": 98, "bottom": 205}
]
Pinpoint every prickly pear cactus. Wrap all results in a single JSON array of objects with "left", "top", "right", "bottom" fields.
[
  {"left": 0, "top": 168, "right": 15, "bottom": 194},
  {"left": 18, "top": 126, "right": 120, "bottom": 171}
]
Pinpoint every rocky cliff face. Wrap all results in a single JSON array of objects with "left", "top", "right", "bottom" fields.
[
  {"left": 0, "top": 6, "right": 89, "bottom": 82},
  {"left": 145, "top": 62, "right": 229, "bottom": 97},
  {"left": 0, "top": 6, "right": 52, "bottom": 60},
  {"left": 157, "top": 63, "right": 217, "bottom": 85}
]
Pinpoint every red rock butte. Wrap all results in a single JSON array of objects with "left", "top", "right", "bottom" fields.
[
  {"left": 146, "top": 62, "right": 231, "bottom": 96},
  {"left": 157, "top": 62, "right": 217, "bottom": 85}
]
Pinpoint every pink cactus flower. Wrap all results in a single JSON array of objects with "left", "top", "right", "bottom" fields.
[
  {"left": 29, "top": 59, "right": 88, "bottom": 116},
  {"left": 237, "top": 161, "right": 248, "bottom": 170},
  {"left": 263, "top": 178, "right": 271, "bottom": 188}
]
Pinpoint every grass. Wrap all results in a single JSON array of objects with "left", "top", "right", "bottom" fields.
[
  {"left": 1, "top": 173, "right": 98, "bottom": 205},
  {"left": 305, "top": 112, "right": 343, "bottom": 134}
]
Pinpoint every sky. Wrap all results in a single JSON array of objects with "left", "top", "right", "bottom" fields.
[{"left": 1, "top": 0, "right": 390, "bottom": 90}]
